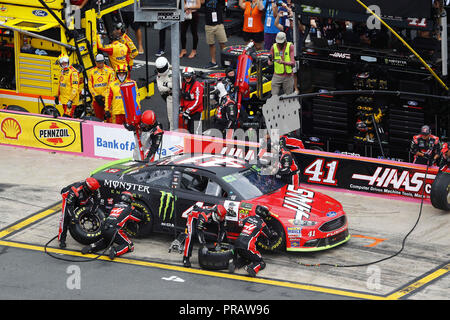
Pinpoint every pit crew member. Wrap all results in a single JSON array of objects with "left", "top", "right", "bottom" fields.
[
  {"left": 228, "top": 205, "right": 277, "bottom": 277},
  {"left": 55, "top": 53, "right": 80, "bottom": 118},
  {"left": 88, "top": 54, "right": 114, "bottom": 120},
  {"left": 81, "top": 191, "right": 143, "bottom": 259},
  {"left": 155, "top": 56, "right": 174, "bottom": 130},
  {"left": 277, "top": 136, "right": 301, "bottom": 187},
  {"left": 180, "top": 67, "right": 204, "bottom": 134},
  {"left": 114, "top": 22, "right": 139, "bottom": 74},
  {"left": 97, "top": 32, "right": 130, "bottom": 73},
  {"left": 410, "top": 125, "right": 440, "bottom": 165},
  {"left": 124, "top": 110, "right": 164, "bottom": 162},
  {"left": 58, "top": 177, "right": 101, "bottom": 249},
  {"left": 181, "top": 203, "right": 227, "bottom": 267}
]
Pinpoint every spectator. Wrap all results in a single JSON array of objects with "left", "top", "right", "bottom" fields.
[
  {"left": 180, "top": 0, "right": 201, "bottom": 59},
  {"left": 201, "top": 0, "right": 228, "bottom": 69},
  {"left": 268, "top": 31, "right": 295, "bottom": 95},
  {"left": 239, "top": 0, "right": 265, "bottom": 51},
  {"left": 262, "top": 0, "right": 282, "bottom": 51},
  {"left": 121, "top": 3, "right": 144, "bottom": 54}
]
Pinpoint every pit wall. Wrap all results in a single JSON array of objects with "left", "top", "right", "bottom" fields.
[{"left": 0, "top": 109, "right": 437, "bottom": 202}]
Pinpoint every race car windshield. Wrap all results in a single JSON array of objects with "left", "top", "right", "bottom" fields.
[{"left": 223, "top": 169, "right": 285, "bottom": 200}]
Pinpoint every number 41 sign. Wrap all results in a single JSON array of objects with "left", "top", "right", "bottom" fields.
[{"left": 303, "top": 159, "right": 339, "bottom": 185}]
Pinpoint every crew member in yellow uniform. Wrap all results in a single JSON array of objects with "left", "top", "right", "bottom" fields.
[
  {"left": 114, "top": 22, "right": 139, "bottom": 75},
  {"left": 105, "top": 64, "right": 140, "bottom": 124},
  {"left": 97, "top": 33, "right": 130, "bottom": 73},
  {"left": 88, "top": 54, "right": 114, "bottom": 120},
  {"left": 268, "top": 31, "right": 295, "bottom": 96},
  {"left": 55, "top": 53, "right": 80, "bottom": 118}
]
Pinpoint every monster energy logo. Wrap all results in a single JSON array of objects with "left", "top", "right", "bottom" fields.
[{"left": 159, "top": 191, "right": 175, "bottom": 221}]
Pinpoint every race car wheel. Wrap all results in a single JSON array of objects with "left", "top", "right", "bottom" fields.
[
  {"left": 41, "top": 105, "right": 60, "bottom": 117},
  {"left": 198, "top": 242, "right": 235, "bottom": 270},
  {"left": 257, "top": 216, "right": 286, "bottom": 252},
  {"left": 69, "top": 206, "right": 105, "bottom": 245},
  {"left": 124, "top": 200, "right": 153, "bottom": 238},
  {"left": 430, "top": 171, "right": 450, "bottom": 211}
]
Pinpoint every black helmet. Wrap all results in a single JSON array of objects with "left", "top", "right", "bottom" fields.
[
  {"left": 120, "top": 191, "right": 134, "bottom": 204},
  {"left": 255, "top": 205, "right": 270, "bottom": 219},
  {"left": 279, "top": 136, "right": 287, "bottom": 149}
]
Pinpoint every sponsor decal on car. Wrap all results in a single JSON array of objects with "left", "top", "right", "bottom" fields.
[
  {"left": 159, "top": 191, "right": 176, "bottom": 221},
  {"left": 282, "top": 185, "right": 314, "bottom": 220},
  {"left": 103, "top": 179, "right": 151, "bottom": 193}
]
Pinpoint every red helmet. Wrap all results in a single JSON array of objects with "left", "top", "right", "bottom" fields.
[
  {"left": 141, "top": 110, "right": 156, "bottom": 126},
  {"left": 85, "top": 177, "right": 100, "bottom": 191},
  {"left": 215, "top": 205, "right": 227, "bottom": 221}
]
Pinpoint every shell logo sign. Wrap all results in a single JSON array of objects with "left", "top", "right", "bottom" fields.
[
  {"left": 1, "top": 118, "right": 22, "bottom": 140},
  {"left": 0, "top": 111, "right": 82, "bottom": 153}
]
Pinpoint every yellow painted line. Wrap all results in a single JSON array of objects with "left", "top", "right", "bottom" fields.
[
  {"left": 386, "top": 263, "right": 450, "bottom": 300},
  {"left": 0, "top": 239, "right": 387, "bottom": 300},
  {"left": 0, "top": 203, "right": 61, "bottom": 239}
]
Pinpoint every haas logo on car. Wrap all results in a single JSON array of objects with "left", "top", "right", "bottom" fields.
[{"left": 282, "top": 185, "right": 314, "bottom": 220}]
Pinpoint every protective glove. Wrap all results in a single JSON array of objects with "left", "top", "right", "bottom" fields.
[
  {"left": 270, "top": 230, "right": 278, "bottom": 240},
  {"left": 94, "top": 95, "right": 105, "bottom": 107},
  {"left": 54, "top": 96, "right": 59, "bottom": 105},
  {"left": 67, "top": 100, "right": 73, "bottom": 109},
  {"left": 123, "top": 123, "right": 136, "bottom": 131},
  {"left": 104, "top": 111, "right": 111, "bottom": 120},
  {"left": 182, "top": 110, "right": 191, "bottom": 120}
]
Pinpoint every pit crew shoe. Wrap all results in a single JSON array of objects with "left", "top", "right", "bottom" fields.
[
  {"left": 244, "top": 265, "right": 257, "bottom": 277},
  {"left": 109, "top": 248, "right": 117, "bottom": 260},
  {"left": 59, "top": 240, "right": 66, "bottom": 249},
  {"left": 81, "top": 245, "right": 92, "bottom": 255},
  {"left": 228, "top": 259, "right": 235, "bottom": 273},
  {"left": 183, "top": 257, "right": 191, "bottom": 268}
]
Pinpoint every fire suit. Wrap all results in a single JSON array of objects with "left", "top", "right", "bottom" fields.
[
  {"left": 156, "top": 69, "right": 173, "bottom": 130},
  {"left": 97, "top": 35, "right": 130, "bottom": 73},
  {"left": 182, "top": 204, "right": 226, "bottom": 267},
  {"left": 57, "top": 65, "right": 80, "bottom": 117},
  {"left": 87, "top": 64, "right": 114, "bottom": 119},
  {"left": 233, "top": 214, "right": 272, "bottom": 276},
  {"left": 119, "top": 33, "right": 139, "bottom": 72},
  {"left": 438, "top": 142, "right": 450, "bottom": 169},
  {"left": 180, "top": 79, "right": 204, "bottom": 134},
  {"left": 410, "top": 134, "right": 440, "bottom": 165},
  {"left": 277, "top": 146, "right": 300, "bottom": 187},
  {"left": 83, "top": 201, "right": 143, "bottom": 258},
  {"left": 105, "top": 79, "right": 140, "bottom": 124},
  {"left": 58, "top": 181, "right": 101, "bottom": 247}
]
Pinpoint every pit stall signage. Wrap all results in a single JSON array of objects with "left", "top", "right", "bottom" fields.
[
  {"left": 0, "top": 110, "right": 82, "bottom": 153},
  {"left": 294, "top": 149, "right": 439, "bottom": 201}
]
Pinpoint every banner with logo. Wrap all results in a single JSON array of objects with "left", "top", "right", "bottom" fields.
[
  {"left": 293, "top": 149, "right": 439, "bottom": 200},
  {"left": 0, "top": 111, "right": 82, "bottom": 153}
]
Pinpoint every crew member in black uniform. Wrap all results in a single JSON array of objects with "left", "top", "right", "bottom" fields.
[
  {"left": 277, "top": 136, "right": 301, "bottom": 187},
  {"left": 58, "top": 177, "right": 101, "bottom": 248},
  {"left": 229, "top": 205, "right": 277, "bottom": 277},
  {"left": 181, "top": 203, "right": 227, "bottom": 267},
  {"left": 81, "top": 191, "right": 143, "bottom": 259},
  {"left": 410, "top": 125, "right": 440, "bottom": 165}
]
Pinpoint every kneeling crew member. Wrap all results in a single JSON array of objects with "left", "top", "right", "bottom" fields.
[
  {"left": 182, "top": 203, "right": 227, "bottom": 267},
  {"left": 81, "top": 191, "right": 143, "bottom": 259},
  {"left": 58, "top": 177, "right": 101, "bottom": 249},
  {"left": 230, "top": 205, "right": 277, "bottom": 277}
]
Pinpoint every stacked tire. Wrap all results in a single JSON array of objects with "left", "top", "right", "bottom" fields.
[{"left": 430, "top": 171, "right": 450, "bottom": 211}]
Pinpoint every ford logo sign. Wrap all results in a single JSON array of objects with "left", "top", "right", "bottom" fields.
[
  {"left": 326, "top": 211, "right": 337, "bottom": 217},
  {"left": 32, "top": 10, "right": 48, "bottom": 17}
]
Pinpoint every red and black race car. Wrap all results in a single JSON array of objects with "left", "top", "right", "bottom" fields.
[{"left": 79, "top": 154, "right": 350, "bottom": 252}]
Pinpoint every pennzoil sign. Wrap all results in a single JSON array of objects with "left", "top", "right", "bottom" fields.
[{"left": 33, "top": 120, "right": 76, "bottom": 148}]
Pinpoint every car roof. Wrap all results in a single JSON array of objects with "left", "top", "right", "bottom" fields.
[{"left": 151, "top": 153, "right": 254, "bottom": 177}]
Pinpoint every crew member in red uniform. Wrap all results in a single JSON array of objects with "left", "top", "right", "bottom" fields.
[
  {"left": 277, "top": 136, "right": 301, "bottom": 187},
  {"left": 410, "top": 125, "right": 440, "bottom": 165},
  {"left": 179, "top": 67, "right": 203, "bottom": 134},
  {"left": 228, "top": 205, "right": 277, "bottom": 277},
  {"left": 438, "top": 142, "right": 450, "bottom": 170},
  {"left": 181, "top": 203, "right": 227, "bottom": 267},
  {"left": 81, "top": 191, "right": 143, "bottom": 259},
  {"left": 58, "top": 177, "right": 101, "bottom": 248}
]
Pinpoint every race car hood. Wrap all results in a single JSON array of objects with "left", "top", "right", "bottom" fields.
[{"left": 248, "top": 184, "right": 344, "bottom": 224}]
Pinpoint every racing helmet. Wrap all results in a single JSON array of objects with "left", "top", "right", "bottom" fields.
[
  {"left": 141, "top": 110, "right": 156, "bottom": 127},
  {"left": 58, "top": 53, "right": 70, "bottom": 70},
  {"left": 155, "top": 56, "right": 170, "bottom": 75},
  {"left": 181, "top": 67, "right": 195, "bottom": 82},
  {"left": 213, "top": 205, "right": 227, "bottom": 222},
  {"left": 115, "top": 64, "right": 128, "bottom": 83},
  {"left": 85, "top": 177, "right": 100, "bottom": 191},
  {"left": 255, "top": 205, "right": 270, "bottom": 219},
  {"left": 120, "top": 191, "right": 134, "bottom": 204}
]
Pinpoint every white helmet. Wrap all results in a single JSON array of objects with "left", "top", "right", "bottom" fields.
[
  {"left": 181, "top": 66, "right": 195, "bottom": 79},
  {"left": 155, "top": 56, "right": 170, "bottom": 75}
]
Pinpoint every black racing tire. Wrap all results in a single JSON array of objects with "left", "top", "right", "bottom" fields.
[
  {"left": 198, "top": 242, "right": 235, "bottom": 270},
  {"left": 6, "top": 105, "right": 28, "bottom": 112},
  {"left": 430, "top": 171, "right": 450, "bottom": 211},
  {"left": 124, "top": 200, "right": 153, "bottom": 238},
  {"left": 41, "top": 105, "right": 60, "bottom": 117},
  {"left": 69, "top": 206, "right": 106, "bottom": 245},
  {"left": 257, "top": 216, "right": 286, "bottom": 252}
]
